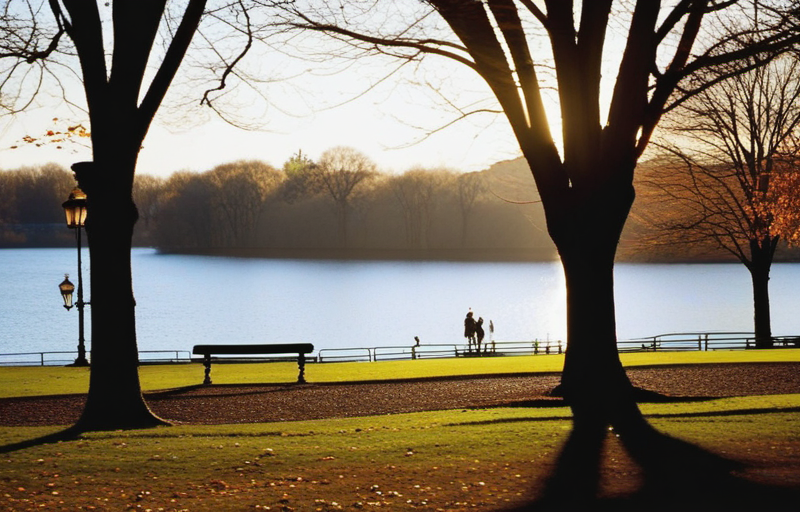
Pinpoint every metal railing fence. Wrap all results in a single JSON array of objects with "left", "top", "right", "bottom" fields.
[
  {"left": 1, "top": 332, "right": 797, "bottom": 367},
  {"left": 0, "top": 350, "right": 192, "bottom": 367},
  {"left": 617, "top": 332, "right": 800, "bottom": 352}
]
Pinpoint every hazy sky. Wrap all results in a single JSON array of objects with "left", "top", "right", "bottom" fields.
[
  {"left": 1, "top": 1, "right": 648, "bottom": 179},
  {"left": 0, "top": 46, "right": 525, "bottom": 178},
  {"left": 0, "top": 3, "right": 635, "bottom": 179}
]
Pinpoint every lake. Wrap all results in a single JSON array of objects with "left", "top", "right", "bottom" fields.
[{"left": 2, "top": 248, "right": 800, "bottom": 358}]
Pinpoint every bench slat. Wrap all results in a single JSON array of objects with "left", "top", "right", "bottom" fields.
[{"left": 192, "top": 343, "right": 314, "bottom": 355}]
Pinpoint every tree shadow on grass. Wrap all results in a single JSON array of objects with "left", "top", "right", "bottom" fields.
[
  {"left": 506, "top": 418, "right": 800, "bottom": 512},
  {"left": 0, "top": 426, "right": 83, "bottom": 455}
]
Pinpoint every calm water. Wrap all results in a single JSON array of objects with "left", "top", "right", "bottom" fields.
[{"left": 2, "top": 248, "right": 800, "bottom": 356}]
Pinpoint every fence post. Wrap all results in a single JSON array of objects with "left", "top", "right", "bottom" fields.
[
  {"left": 41, "top": 353, "right": 44, "bottom": 366},
  {"left": 704, "top": 334, "right": 709, "bottom": 351},
  {"left": 558, "top": 341, "right": 562, "bottom": 354}
]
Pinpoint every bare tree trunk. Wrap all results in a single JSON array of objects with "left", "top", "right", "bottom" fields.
[{"left": 749, "top": 239, "right": 776, "bottom": 349}]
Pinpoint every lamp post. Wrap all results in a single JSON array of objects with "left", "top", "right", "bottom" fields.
[
  {"left": 59, "top": 274, "right": 75, "bottom": 309},
  {"left": 61, "top": 187, "right": 89, "bottom": 367}
]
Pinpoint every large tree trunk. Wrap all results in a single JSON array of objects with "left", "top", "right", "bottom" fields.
[
  {"left": 72, "top": 158, "right": 166, "bottom": 431},
  {"left": 536, "top": 171, "right": 658, "bottom": 505},
  {"left": 749, "top": 238, "right": 777, "bottom": 349},
  {"left": 52, "top": 0, "right": 205, "bottom": 431},
  {"left": 552, "top": 177, "right": 642, "bottom": 428}
]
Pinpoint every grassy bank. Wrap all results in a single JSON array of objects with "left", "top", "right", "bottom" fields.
[
  {"left": 1, "top": 394, "right": 799, "bottom": 511},
  {"left": 2, "top": 352, "right": 799, "bottom": 510},
  {"left": 1, "top": 349, "right": 798, "bottom": 399}
]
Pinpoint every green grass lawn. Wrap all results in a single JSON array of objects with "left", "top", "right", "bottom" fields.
[
  {"left": 1, "top": 348, "right": 798, "bottom": 399},
  {"left": 1, "top": 350, "right": 799, "bottom": 511},
  {"left": 1, "top": 395, "right": 798, "bottom": 511}
]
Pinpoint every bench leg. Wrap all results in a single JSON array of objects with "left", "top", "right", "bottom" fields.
[
  {"left": 203, "top": 354, "right": 212, "bottom": 385},
  {"left": 297, "top": 353, "right": 306, "bottom": 384}
]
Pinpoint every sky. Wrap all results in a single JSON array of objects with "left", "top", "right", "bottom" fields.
[
  {"left": 0, "top": 93, "right": 526, "bottom": 179},
  {"left": 0, "top": 2, "right": 638, "bottom": 180},
  {"left": 0, "top": 47, "right": 526, "bottom": 179}
]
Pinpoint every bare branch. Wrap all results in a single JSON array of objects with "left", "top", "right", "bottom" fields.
[{"left": 200, "top": 0, "right": 253, "bottom": 110}]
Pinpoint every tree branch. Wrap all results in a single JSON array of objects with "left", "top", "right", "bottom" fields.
[{"left": 139, "top": 0, "right": 208, "bottom": 132}]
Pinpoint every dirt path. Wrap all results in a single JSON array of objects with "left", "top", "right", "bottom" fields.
[{"left": 2, "top": 363, "right": 799, "bottom": 426}]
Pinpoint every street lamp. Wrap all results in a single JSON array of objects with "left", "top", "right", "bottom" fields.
[
  {"left": 62, "top": 187, "right": 89, "bottom": 367},
  {"left": 59, "top": 274, "right": 75, "bottom": 309}
]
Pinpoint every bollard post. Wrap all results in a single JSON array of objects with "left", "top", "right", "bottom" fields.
[
  {"left": 202, "top": 354, "right": 212, "bottom": 385},
  {"left": 297, "top": 352, "right": 307, "bottom": 383}
]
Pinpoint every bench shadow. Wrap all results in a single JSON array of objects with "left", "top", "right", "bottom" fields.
[{"left": 144, "top": 383, "right": 313, "bottom": 401}]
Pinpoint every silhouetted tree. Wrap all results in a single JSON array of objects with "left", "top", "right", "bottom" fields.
[
  {"left": 1, "top": 0, "right": 213, "bottom": 430},
  {"left": 645, "top": 54, "right": 800, "bottom": 348},
  {"left": 273, "top": 1, "right": 800, "bottom": 506}
]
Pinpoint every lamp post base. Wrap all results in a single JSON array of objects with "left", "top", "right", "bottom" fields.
[{"left": 69, "top": 357, "right": 90, "bottom": 367}]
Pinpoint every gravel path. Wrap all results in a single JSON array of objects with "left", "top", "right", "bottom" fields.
[{"left": 2, "top": 363, "right": 799, "bottom": 427}]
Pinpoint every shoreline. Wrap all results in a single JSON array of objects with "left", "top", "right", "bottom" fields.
[{"left": 156, "top": 246, "right": 561, "bottom": 262}]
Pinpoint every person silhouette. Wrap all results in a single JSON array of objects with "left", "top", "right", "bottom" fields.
[
  {"left": 476, "top": 317, "right": 485, "bottom": 354},
  {"left": 489, "top": 319, "right": 495, "bottom": 353},
  {"left": 464, "top": 310, "right": 477, "bottom": 353}
]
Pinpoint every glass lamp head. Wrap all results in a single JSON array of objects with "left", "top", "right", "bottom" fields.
[
  {"left": 62, "top": 188, "right": 88, "bottom": 228},
  {"left": 59, "top": 274, "right": 75, "bottom": 310}
]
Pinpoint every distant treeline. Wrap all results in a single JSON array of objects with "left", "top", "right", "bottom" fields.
[
  {"left": 0, "top": 163, "right": 78, "bottom": 247},
  {"left": 5, "top": 152, "right": 797, "bottom": 262},
  {"left": 0, "top": 149, "right": 559, "bottom": 260}
]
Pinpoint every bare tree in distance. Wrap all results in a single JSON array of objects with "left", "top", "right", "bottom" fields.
[
  {"left": 0, "top": 163, "right": 74, "bottom": 226},
  {"left": 133, "top": 174, "right": 166, "bottom": 242},
  {"left": 456, "top": 171, "right": 485, "bottom": 247},
  {"left": 207, "top": 160, "right": 284, "bottom": 247},
  {"left": 270, "top": 1, "right": 800, "bottom": 507},
  {"left": 157, "top": 171, "right": 215, "bottom": 249},
  {"left": 644, "top": 53, "right": 800, "bottom": 348},
  {"left": 316, "top": 146, "right": 377, "bottom": 247},
  {"left": 390, "top": 168, "right": 451, "bottom": 249}
]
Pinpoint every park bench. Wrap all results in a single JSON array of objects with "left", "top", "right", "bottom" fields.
[{"left": 192, "top": 343, "right": 314, "bottom": 385}]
